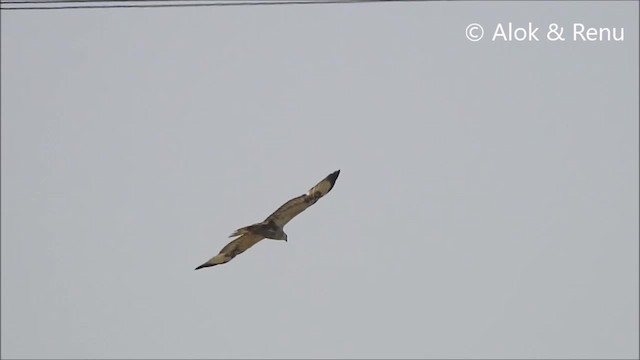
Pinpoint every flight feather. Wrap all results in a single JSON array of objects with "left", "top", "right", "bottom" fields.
[{"left": 264, "top": 170, "right": 340, "bottom": 227}]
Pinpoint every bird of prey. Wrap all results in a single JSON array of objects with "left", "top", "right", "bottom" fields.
[{"left": 195, "top": 169, "right": 340, "bottom": 270}]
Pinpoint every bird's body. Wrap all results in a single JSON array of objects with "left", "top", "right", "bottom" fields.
[{"left": 195, "top": 170, "right": 340, "bottom": 270}]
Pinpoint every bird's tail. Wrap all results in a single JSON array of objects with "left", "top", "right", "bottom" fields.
[
  {"left": 229, "top": 227, "right": 250, "bottom": 237},
  {"left": 229, "top": 222, "right": 266, "bottom": 237}
]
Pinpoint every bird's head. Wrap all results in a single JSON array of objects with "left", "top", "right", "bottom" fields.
[{"left": 273, "top": 228, "right": 287, "bottom": 242}]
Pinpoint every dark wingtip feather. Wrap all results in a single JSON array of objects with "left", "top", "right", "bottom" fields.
[
  {"left": 195, "top": 262, "right": 211, "bottom": 270},
  {"left": 325, "top": 169, "right": 340, "bottom": 190}
]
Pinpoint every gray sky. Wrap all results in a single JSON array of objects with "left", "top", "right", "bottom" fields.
[{"left": 1, "top": 1, "right": 638, "bottom": 359}]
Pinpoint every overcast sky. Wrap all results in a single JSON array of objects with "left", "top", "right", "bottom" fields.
[{"left": 1, "top": 1, "right": 638, "bottom": 359}]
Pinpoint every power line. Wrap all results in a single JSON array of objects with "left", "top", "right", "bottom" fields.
[
  {"left": 1, "top": 0, "right": 439, "bottom": 11},
  {"left": 1, "top": 0, "right": 372, "bottom": 3},
  {"left": 1, "top": 0, "right": 397, "bottom": 2}
]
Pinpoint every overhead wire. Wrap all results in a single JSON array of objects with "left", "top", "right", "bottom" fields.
[{"left": 1, "top": 0, "right": 439, "bottom": 11}]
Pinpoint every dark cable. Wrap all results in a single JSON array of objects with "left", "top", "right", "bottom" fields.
[{"left": 1, "top": 0, "right": 437, "bottom": 10}]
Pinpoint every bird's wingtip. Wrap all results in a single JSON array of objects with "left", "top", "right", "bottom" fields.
[
  {"left": 195, "top": 263, "right": 209, "bottom": 270},
  {"left": 326, "top": 169, "right": 340, "bottom": 185}
]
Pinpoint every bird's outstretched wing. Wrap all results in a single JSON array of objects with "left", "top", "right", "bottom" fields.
[
  {"left": 264, "top": 170, "right": 340, "bottom": 227},
  {"left": 194, "top": 233, "right": 264, "bottom": 270}
]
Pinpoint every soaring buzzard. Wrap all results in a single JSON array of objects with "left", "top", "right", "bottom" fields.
[{"left": 195, "top": 170, "right": 340, "bottom": 270}]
